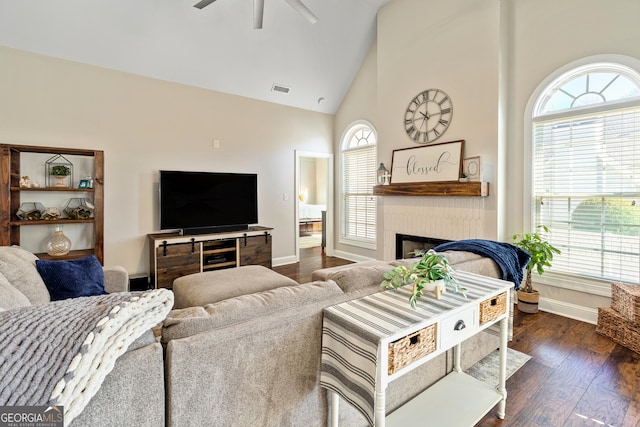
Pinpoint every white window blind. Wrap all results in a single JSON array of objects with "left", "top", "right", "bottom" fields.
[
  {"left": 341, "top": 123, "right": 377, "bottom": 244},
  {"left": 533, "top": 105, "right": 640, "bottom": 284}
]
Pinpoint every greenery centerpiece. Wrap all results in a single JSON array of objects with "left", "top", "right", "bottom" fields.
[
  {"left": 50, "top": 165, "right": 71, "bottom": 177},
  {"left": 49, "top": 164, "right": 72, "bottom": 187},
  {"left": 511, "top": 225, "right": 561, "bottom": 313},
  {"left": 382, "top": 249, "right": 467, "bottom": 309}
]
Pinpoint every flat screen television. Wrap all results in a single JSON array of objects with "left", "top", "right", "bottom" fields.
[{"left": 159, "top": 170, "right": 258, "bottom": 234}]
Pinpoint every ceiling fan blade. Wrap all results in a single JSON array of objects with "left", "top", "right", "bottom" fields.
[
  {"left": 193, "top": 0, "right": 217, "bottom": 9},
  {"left": 253, "top": 0, "right": 264, "bottom": 29},
  {"left": 283, "top": 0, "right": 318, "bottom": 24}
]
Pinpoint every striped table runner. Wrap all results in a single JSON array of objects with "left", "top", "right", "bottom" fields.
[{"left": 319, "top": 271, "right": 512, "bottom": 425}]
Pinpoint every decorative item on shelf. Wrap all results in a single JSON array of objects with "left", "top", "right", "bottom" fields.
[
  {"left": 463, "top": 156, "right": 481, "bottom": 182},
  {"left": 45, "top": 154, "right": 73, "bottom": 188},
  {"left": 377, "top": 163, "right": 391, "bottom": 185},
  {"left": 19, "top": 176, "right": 40, "bottom": 188},
  {"left": 78, "top": 176, "right": 94, "bottom": 189},
  {"left": 381, "top": 249, "right": 467, "bottom": 308},
  {"left": 63, "top": 198, "right": 95, "bottom": 219},
  {"left": 511, "top": 225, "right": 561, "bottom": 314},
  {"left": 45, "top": 224, "right": 72, "bottom": 256},
  {"left": 16, "top": 202, "right": 46, "bottom": 220},
  {"left": 42, "top": 207, "right": 61, "bottom": 220},
  {"left": 390, "top": 140, "right": 464, "bottom": 184},
  {"left": 459, "top": 172, "right": 469, "bottom": 182}
]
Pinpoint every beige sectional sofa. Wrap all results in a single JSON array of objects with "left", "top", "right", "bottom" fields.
[
  {"left": 2, "top": 245, "right": 505, "bottom": 426},
  {"left": 162, "top": 250, "right": 503, "bottom": 427}
]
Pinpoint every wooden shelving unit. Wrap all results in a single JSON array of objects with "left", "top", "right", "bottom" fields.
[
  {"left": 373, "top": 181, "right": 489, "bottom": 197},
  {"left": 0, "top": 144, "right": 104, "bottom": 263}
]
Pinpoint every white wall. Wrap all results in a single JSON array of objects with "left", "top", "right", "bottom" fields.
[
  {"left": 0, "top": 46, "right": 333, "bottom": 274},
  {"left": 334, "top": 0, "right": 640, "bottom": 322},
  {"left": 335, "top": 0, "right": 500, "bottom": 261},
  {"left": 505, "top": 0, "right": 640, "bottom": 322},
  {"left": 333, "top": 41, "right": 380, "bottom": 261},
  {"left": 299, "top": 157, "right": 328, "bottom": 205}
]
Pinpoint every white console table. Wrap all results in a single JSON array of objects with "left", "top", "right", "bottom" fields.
[{"left": 320, "top": 271, "right": 513, "bottom": 426}]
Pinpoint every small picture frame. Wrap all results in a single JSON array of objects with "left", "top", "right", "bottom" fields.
[
  {"left": 78, "top": 179, "right": 90, "bottom": 189},
  {"left": 463, "top": 156, "right": 481, "bottom": 181}
]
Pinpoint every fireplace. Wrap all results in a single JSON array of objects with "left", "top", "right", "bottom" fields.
[
  {"left": 396, "top": 234, "right": 451, "bottom": 259},
  {"left": 380, "top": 194, "right": 490, "bottom": 261}
]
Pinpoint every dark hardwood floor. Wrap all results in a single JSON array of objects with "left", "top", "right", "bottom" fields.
[
  {"left": 277, "top": 247, "right": 640, "bottom": 427},
  {"left": 273, "top": 246, "right": 352, "bottom": 283},
  {"left": 478, "top": 306, "right": 640, "bottom": 427}
]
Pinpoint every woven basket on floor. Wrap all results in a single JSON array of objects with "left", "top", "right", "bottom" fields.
[
  {"left": 596, "top": 307, "right": 640, "bottom": 354},
  {"left": 388, "top": 324, "right": 437, "bottom": 375},
  {"left": 479, "top": 292, "right": 507, "bottom": 325},
  {"left": 611, "top": 282, "right": 640, "bottom": 322}
]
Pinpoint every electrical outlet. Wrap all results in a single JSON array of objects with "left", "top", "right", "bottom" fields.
[
  {"left": 213, "top": 139, "right": 220, "bottom": 149},
  {"left": 283, "top": 193, "right": 289, "bottom": 201}
]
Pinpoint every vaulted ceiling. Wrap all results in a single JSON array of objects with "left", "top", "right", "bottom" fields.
[{"left": 0, "top": 0, "right": 390, "bottom": 114}]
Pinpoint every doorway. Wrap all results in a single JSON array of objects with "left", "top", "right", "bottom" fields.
[{"left": 295, "top": 151, "right": 333, "bottom": 262}]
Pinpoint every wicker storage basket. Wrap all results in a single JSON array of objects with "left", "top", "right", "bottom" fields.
[
  {"left": 388, "top": 324, "right": 437, "bottom": 375},
  {"left": 596, "top": 307, "right": 640, "bottom": 354},
  {"left": 611, "top": 282, "right": 640, "bottom": 322},
  {"left": 479, "top": 292, "right": 507, "bottom": 325}
]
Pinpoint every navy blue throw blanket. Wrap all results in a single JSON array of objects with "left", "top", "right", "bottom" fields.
[{"left": 432, "top": 239, "right": 531, "bottom": 290}]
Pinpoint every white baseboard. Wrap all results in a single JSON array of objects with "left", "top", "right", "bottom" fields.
[
  {"left": 272, "top": 255, "right": 297, "bottom": 267},
  {"left": 272, "top": 250, "right": 373, "bottom": 267},
  {"left": 539, "top": 297, "right": 598, "bottom": 325},
  {"left": 332, "top": 249, "right": 375, "bottom": 264}
]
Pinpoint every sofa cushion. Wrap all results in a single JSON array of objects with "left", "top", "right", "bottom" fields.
[
  {"left": 0, "top": 246, "right": 50, "bottom": 305},
  {"left": 172, "top": 265, "right": 298, "bottom": 308},
  {"left": 162, "top": 280, "right": 343, "bottom": 342},
  {"left": 390, "top": 251, "right": 501, "bottom": 279},
  {"left": 311, "top": 260, "right": 389, "bottom": 282},
  {"left": 390, "top": 251, "right": 484, "bottom": 269},
  {"left": 327, "top": 264, "right": 394, "bottom": 293},
  {"left": 35, "top": 255, "right": 106, "bottom": 301},
  {"left": 0, "top": 271, "right": 31, "bottom": 310},
  {"left": 453, "top": 258, "right": 501, "bottom": 278}
]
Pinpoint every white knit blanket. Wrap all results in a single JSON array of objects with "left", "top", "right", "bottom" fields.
[{"left": 0, "top": 289, "right": 173, "bottom": 425}]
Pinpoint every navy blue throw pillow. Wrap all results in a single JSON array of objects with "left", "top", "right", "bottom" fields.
[{"left": 36, "top": 255, "right": 107, "bottom": 301}]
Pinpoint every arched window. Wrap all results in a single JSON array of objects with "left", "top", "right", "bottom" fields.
[
  {"left": 341, "top": 121, "right": 377, "bottom": 246},
  {"left": 531, "top": 61, "right": 640, "bottom": 284}
]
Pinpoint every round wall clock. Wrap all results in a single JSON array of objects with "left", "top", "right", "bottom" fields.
[{"left": 404, "top": 89, "right": 453, "bottom": 144}]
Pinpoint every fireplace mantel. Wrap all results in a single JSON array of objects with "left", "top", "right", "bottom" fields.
[{"left": 373, "top": 181, "right": 489, "bottom": 197}]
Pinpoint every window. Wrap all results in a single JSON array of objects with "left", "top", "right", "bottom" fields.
[
  {"left": 531, "top": 61, "right": 640, "bottom": 284},
  {"left": 341, "top": 121, "right": 377, "bottom": 247}
]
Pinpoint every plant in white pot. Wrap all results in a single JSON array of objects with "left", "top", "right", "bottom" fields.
[
  {"left": 381, "top": 249, "right": 467, "bottom": 309},
  {"left": 511, "top": 225, "right": 561, "bottom": 313},
  {"left": 49, "top": 164, "right": 71, "bottom": 187}
]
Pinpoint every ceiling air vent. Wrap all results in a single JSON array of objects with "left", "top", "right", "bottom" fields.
[{"left": 271, "top": 84, "right": 291, "bottom": 94}]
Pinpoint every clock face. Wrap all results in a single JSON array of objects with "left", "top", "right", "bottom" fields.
[{"left": 404, "top": 89, "right": 453, "bottom": 144}]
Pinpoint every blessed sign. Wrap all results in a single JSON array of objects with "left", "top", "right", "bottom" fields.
[{"left": 390, "top": 140, "right": 464, "bottom": 184}]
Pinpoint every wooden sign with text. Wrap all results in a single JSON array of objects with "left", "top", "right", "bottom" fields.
[{"left": 390, "top": 140, "right": 464, "bottom": 184}]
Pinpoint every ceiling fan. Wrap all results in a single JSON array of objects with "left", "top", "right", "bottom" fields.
[{"left": 193, "top": 0, "right": 318, "bottom": 30}]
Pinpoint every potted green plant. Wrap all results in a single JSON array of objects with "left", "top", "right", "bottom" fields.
[
  {"left": 381, "top": 249, "right": 467, "bottom": 309},
  {"left": 49, "top": 164, "right": 72, "bottom": 187},
  {"left": 50, "top": 165, "right": 71, "bottom": 177},
  {"left": 511, "top": 225, "right": 561, "bottom": 313}
]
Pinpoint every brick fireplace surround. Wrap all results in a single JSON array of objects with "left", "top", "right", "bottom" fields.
[{"left": 381, "top": 195, "right": 490, "bottom": 261}]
